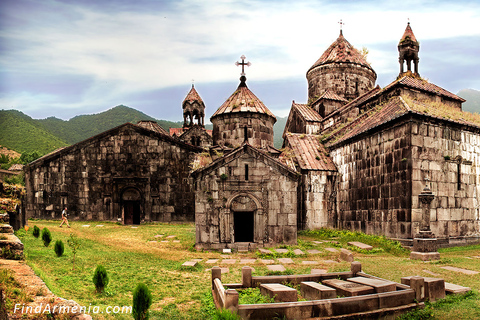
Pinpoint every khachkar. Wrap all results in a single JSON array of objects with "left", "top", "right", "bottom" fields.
[{"left": 410, "top": 178, "right": 440, "bottom": 261}]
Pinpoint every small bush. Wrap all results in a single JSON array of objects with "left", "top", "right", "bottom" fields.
[
  {"left": 212, "top": 309, "right": 241, "bottom": 320},
  {"left": 54, "top": 240, "right": 64, "bottom": 257},
  {"left": 33, "top": 225, "right": 40, "bottom": 238},
  {"left": 92, "top": 265, "right": 109, "bottom": 293},
  {"left": 41, "top": 228, "right": 52, "bottom": 247},
  {"left": 133, "top": 283, "right": 152, "bottom": 320}
]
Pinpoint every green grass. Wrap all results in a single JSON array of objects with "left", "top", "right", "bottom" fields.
[{"left": 13, "top": 221, "right": 480, "bottom": 319}]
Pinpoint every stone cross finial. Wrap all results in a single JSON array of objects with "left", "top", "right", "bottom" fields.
[
  {"left": 235, "top": 55, "right": 251, "bottom": 76},
  {"left": 338, "top": 19, "right": 345, "bottom": 33}
]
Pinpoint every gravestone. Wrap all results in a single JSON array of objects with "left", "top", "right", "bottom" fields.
[
  {"left": 260, "top": 283, "right": 297, "bottom": 302},
  {"left": 322, "top": 279, "right": 374, "bottom": 297},
  {"left": 300, "top": 281, "right": 336, "bottom": 300},
  {"left": 348, "top": 241, "right": 373, "bottom": 250},
  {"left": 347, "top": 277, "right": 396, "bottom": 293}
]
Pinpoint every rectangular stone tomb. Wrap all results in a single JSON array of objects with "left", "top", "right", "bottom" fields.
[
  {"left": 259, "top": 283, "right": 298, "bottom": 302},
  {"left": 300, "top": 281, "right": 336, "bottom": 300},
  {"left": 322, "top": 279, "right": 374, "bottom": 297},
  {"left": 347, "top": 277, "right": 397, "bottom": 293},
  {"left": 347, "top": 241, "right": 373, "bottom": 250},
  {"left": 401, "top": 276, "right": 445, "bottom": 301}
]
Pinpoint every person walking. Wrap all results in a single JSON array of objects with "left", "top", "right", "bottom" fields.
[{"left": 59, "top": 207, "right": 70, "bottom": 228}]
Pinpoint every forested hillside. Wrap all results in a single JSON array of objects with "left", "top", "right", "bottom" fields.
[
  {"left": 0, "top": 110, "right": 68, "bottom": 154},
  {"left": 37, "top": 105, "right": 183, "bottom": 144}
]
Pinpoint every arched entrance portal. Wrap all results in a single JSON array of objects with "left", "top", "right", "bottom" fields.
[
  {"left": 122, "top": 188, "right": 141, "bottom": 225},
  {"left": 227, "top": 193, "right": 263, "bottom": 243}
]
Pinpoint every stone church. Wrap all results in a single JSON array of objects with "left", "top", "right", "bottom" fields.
[{"left": 24, "top": 23, "right": 480, "bottom": 249}]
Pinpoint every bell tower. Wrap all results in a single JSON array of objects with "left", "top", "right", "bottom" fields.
[
  {"left": 398, "top": 22, "right": 420, "bottom": 76},
  {"left": 182, "top": 84, "right": 205, "bottom": 128}
]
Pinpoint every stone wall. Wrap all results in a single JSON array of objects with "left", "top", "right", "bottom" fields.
[
  {"left": 211, "top": 113, "right": 275, "bottom": 149},
  {"left": 307, "top": 63, "right": 376, "bottom": 102},
  {"left": 330, "top": 120, "right": 413, "bottom": 238},
  {"left": 24, "top": 124, "right": 199, "bottom": 223},
  {"left": 194, "top": 146, "right": 298, "bottom": 249},
  {"left": 410, "top": 118, "right": 480, "bottom": 238},
  {"left": 298, "top": 171, "right": 337, "bottom": 230}
]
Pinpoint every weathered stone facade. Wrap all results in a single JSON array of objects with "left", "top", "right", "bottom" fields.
[
  {"left": 24, "top": 123, "right": 200, "bottom": 224},
  {"left": 193, "top": 144, "right": 298, "bottom": 249},
  {"left": 282, "top": 23, "right": 480, "bottom": 241}
]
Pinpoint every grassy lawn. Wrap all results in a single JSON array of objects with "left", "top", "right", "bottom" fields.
[{"left": 11, "top": 220, "right": 480, "bottom": 319}]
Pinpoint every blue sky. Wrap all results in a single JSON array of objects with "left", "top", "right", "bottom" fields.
[{"left": 1, "top": 0, "right": 479, "bottom": 122}]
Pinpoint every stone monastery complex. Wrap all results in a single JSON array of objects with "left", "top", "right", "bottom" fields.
[{"left": 25, "top": 23, "right": 480, "bottom": 249}]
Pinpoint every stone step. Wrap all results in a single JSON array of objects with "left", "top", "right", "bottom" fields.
[{"left": 0, "top": 224, "right": 14, "bottom": 234}]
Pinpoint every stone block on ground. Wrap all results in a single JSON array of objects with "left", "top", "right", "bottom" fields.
[
  {"left": 181, "top": 261, "right": 197, "bottom": 267},
  {"left": 260, "top": 259, "right": 274, "bottom": 264},
  {"left": 192, "top": 259, "right": 203, "bottom": 262},
  {"left": 307, "top": 249, "right": 321, "bottom": 254},
  {"left": 444, "top": 282, "right": 471, "bottom": 294},
  {"left": 323, "top": 260, "right": 338, "bottom": 263},
  {"left": 154, "top": 234, "right": 164, "bottom": 238},
  {"left": 312, "top": 240, "right": 325, "bottom": 244},
  {"left": 275, "top": 248, "right": 289, "bottom": 254},
  {"left": 260, "top": 283, "right": 297, "bottom": 302},
  {"left": 267, "top": 265, "right": 286, "bottom": 272},
  {"left": 277, "top": 258, "right": 294, "bottom": 264},
  {"left": 322, "top": 279, "right": 374, "bottom": 297},
  {"left": 401, "top": 276, "right": 445, "bottom": 301},
  {"left": 222, "top": 259, "right": 236, "bottom": 264},
  {"left": 258, "top": 248, "right": 271, "bottom": 254},
  {"left": 206, "top": 259, "right": 219, "bottom": 264},
  {"left": 300, "top": 281, "right": 336, "bottom": 300},
  {"left": 81, "top": 225, "right": 90, "bottom": 228},
  {"left": 223, "top": 248, "right": 232, "bottom": 254},
  {"left": 166, "top": 235, "right": 176, "bottom": 239},
  {"left": 240, "top": 259, "right": 256, "bottom": 264},
  {"left": 440, "top": 266, "right": 479, "bottom": 275},
  {"left": 293, "top": 249, "right": 305, "bottom": 255},
  {"left": 340, "top": 248, "right": 354, "bottom": 262},
  {"left": 410, "top": 251, "right": 440, "bottom": 261},
  {"left": 347, "top": 277, "right": 397, "bottom": 293},
  {"left": 325, "top": 247, "right": 339, "bottom": 253},
  {"left": 302, "top": 261, "right": 318, "bottom": 265},
  {"left": 348, "top": 241, "right": 373, "bottom": 250},
  {"left": 311, "top": 269, "right": 327, "bottom": 274}
]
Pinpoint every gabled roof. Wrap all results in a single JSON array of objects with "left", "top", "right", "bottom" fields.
[
  {"left": 211, "top": 77, "right": 276, "bottom": 120},
  {"left": 8, "top": 164, "right": 24, "bottom": 171},
  {"left": 308, "top": 31, "right": 374, "bottom": 73},
  {"left": 294, "top": 103, "right": 323, "bottom": 122},
  {"left": 183, "top": 85, "right": 204, "bottom": 107},
  {"left": 26, "top": 122, "right": 203, "bottom": 169},
  {"left": 191, "top": 143, "right": 299, "bottom": 181},
  {"left": 390, "top": 75, "right": 465, "bottom": 102},
  {"left": 136, "top": 120, "right": 168, "bottom": 135},
  {"left": 314, "top": 89, "right": 348, "bottom": 103},
  {"left": 179, "top": 125, "right": 213, "bottom": 139},
  {"left": 400, "top": 22, "right": 418, "bottom": 43},
  {"left": 169, "top": 127, "right": 185, "bottom": 136},
  {"left": 283, "top": 133, "right": 337, "bottom": 171}
]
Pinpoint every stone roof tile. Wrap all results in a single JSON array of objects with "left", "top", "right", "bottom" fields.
[
  {"left": 183, "top": 85, "right": 204, "bottom": 105},
  {"left": 400, "top": 23, "right": 418, "bottom": 43},
  {"left": 284, "top": 134, "right": 337, "bottom": 171},
  {"left": 308, "top": 32, "right": 374, "bottom": 73},
  {"left": 136, "top": 120, "right": 168, "bottom": 135},
  {"left": 293, "top": 103, "right": 323, "bottom": 122},
  {"left": 211, "top": 82, "right": 276, "bottom": 120}
]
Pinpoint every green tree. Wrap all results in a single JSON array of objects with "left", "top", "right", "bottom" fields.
[
  {"left": 132, "top": 283, "right": 152, "bottom": 320},
  {"left": 92, "top": 265, "right": 109, "bottom": 293}
]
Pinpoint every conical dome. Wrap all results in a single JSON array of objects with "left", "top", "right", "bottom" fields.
[
  {"left": 306, "top": 31, "right": 377, "bottom": 102},
  {"left": 211, "top": 76, "right": 276, "bottom": 149},
  {"left": 308, "top": 31, "right": 374, "bottom": 73}
]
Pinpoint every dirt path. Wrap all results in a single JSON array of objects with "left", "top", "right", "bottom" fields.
[{"left": 0, "top": 259, "right": 90, "bottom": 319}]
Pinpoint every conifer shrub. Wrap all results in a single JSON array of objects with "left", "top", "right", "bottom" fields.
[
  {"left": 33, "top": 225, "right": 40, "bottom": 238},
  {"left": 41, "top": 227, "right": 52, "bottom": 247},
  {"left": 132, "top": 283, "right": 152, "bottom": 320},
  {"left": 92, "top": 265, "right": 109, "bottom": 293},
  {"left": 54, "top": 240, "right": 64, "bottom": 257}
]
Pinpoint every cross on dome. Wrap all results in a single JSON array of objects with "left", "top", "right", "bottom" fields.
[{"left": 235, "top": 55, "right": 251, "bottom": 76}]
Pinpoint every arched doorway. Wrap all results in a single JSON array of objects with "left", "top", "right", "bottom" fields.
[
  {"left": 227, "top": 193, "right": 263, "bottom": 243},
  {"left": 122, "top": 188, "right": 141, "bottom": 225}
]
